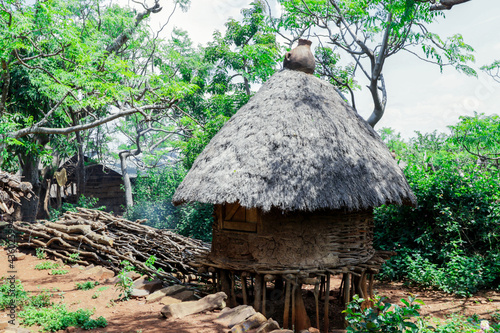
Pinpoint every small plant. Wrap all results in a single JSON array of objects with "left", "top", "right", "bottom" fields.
[
  {"left": 75, "top": 281, "right": 99, "bottom": 291},
  {"left": 68, "top": 252, "right": 80, "bottom": 263},
  {"left": 35, "top": 262, "right": 60, "bottom": 270},
  {"left": 344, "top": 294, "right": 426, "bottom": 332},
  {"left": 0, "top": 279, "right": 29, "bottom": 310},
  {"left": 91, "top": 292, "right": 100, "bottom": 299},
  {"left": 29, "top": 289, "right": 53, "bottom": 308},
  {"left": 35, "top": 248, "right": 46, "bottom": 260},
  {"left": 50, "top": 269, "right": 69, "bottom": 275},
  {"left": 97, "top": 286, "right": 109, "bottom": 292},
  {"left": 114, "top": 261, "right": 134, "bottom": 301},
  {"left": 19, "top": 303, "right": 107, "bottom": 331}
]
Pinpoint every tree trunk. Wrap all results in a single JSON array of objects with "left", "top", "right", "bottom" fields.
[
  {"left": 75, "top": 131, "right": 86, "bottom": 198},
  {"left": 20, "top": 152, "right": 41, "bottom": 222},
  {"left": 119, "top": 151, "right": 134, "bottom": 207}
]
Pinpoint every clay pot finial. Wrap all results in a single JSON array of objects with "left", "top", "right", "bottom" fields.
[{"left": 283, "top": 39, "right": 315, "bottom": 74}]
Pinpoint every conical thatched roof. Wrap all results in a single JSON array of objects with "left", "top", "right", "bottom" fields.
[{"left": 173, "top": 69, "right": 416, "bottom": 212}]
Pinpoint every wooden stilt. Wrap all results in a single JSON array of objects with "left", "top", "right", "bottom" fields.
[
  {"left": 221, "top": 270, "right": 231, "bottom": 304},
  {"left": 343, "top": 273, "right": 351, "bottom": 306},
  {"left": 241, "top": 275, "right": 248, "bottom": 305},
  {"left": 291, "top": 282, "right": 297, "bottom": 331},
  {"left": 254, "top": 274, "right": 263, "bottom": 312},
  {"left": 320, "top": 276, "right": 326, "bottom": 298},
  {"left": 314, "top": 282, "right": 320, "bottom": 329},
  {"left": 368, "top": 272, "right": 375, "bottom": 299},
  {"left": 231, "top": 272, "right": 237, "bottom": 306},
  {"left": 262, "top": 279, "right": 267, "bottom": 317},
  {"left": 283, "top": 280, "right": 291, "bottom": 329},
  {"left": 324, "top": 272, "right": 330, "bottom": 333}
]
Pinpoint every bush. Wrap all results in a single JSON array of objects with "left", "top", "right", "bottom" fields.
[
  {"left": 19, "top": 304, "right": 107, "bottom": 331},
  {"left": 375, "top": 159, "right": 500, "bottom": 296}
]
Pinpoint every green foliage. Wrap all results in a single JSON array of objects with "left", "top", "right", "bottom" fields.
[
  {"left": 344, "top": 295, "right": 499, "bottom": 332},
  {"left": 114, "top": 261, "right": 134, "bottom": 301},
  {"left": 49, "top": 195, "right": 105, "bottom": 221},
  {"left": 344, "top": 294, "right": 426, "bottom": 332},
  {"left": 75, "top": 281, "right": 100, "bottom": 291},
  {"left": 19, "top": 304, "right": 107, "bottom": 332},
  {"left": 36, "top": 247, "right": 46, "bottom": 260},
  {"left": 0, "top": 279, "right": 29, "bottom": 310},
  {"left": 0, "top": 280, "right": 53, "bottom": 310},
  {"left": 35, "top": 262, "right": 61, "bottom": 270},
  {"left": 50, "top": 269, "right": 69, "bottom": 275},
  {"left": 375, "top": 115, "right": 500, "bottom": 296},
  {"left": 125, "top": 166, "right": 213, "bottom": 242},
  {"left": 68, "top": 252, "right": 80, "bottom": 263}
]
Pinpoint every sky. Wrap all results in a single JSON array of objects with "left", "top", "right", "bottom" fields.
[{"left": 147, "top": 0, "right": 500, "bottom": 139}]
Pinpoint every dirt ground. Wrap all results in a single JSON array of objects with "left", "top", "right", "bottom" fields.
[{"left": 1, "top": 247, "right": 499, "bottom": 333}]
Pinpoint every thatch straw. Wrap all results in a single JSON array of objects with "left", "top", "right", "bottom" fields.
[{"left": 173, "top": 69, "right": 416, "bottom": 212}]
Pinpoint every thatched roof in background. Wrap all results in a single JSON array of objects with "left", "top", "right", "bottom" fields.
[{"left": 173, "top": 69, "right": 416, "bottom": 212}]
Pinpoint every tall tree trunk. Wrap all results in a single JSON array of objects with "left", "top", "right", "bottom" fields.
[
  {"left": 19, "top": 152, "right": 41, "bottom": 222},
  {"left": 119, "top": 151, "right": 134, "bottom": 207}
]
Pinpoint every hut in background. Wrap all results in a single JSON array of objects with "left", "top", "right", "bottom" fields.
[
  {"left": 53, "top": 156, "right": 130, "bottom": 214},
  {"left": 173, "top": 45, "right": 416, "bottom": 331}
]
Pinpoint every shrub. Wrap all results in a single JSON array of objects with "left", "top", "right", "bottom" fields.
[
  {"left": 19, "top": 304, "right": 107, "bottom": 331},
  {"left": 50, "top": 269, "right": 69, "bottom": 275},
  {"left": 375, "top": 159, "right": 500, "bottom": 296},
  {"left": 35, "top": 248, "right": 46, "bottom": 260},
  {"left": 344, "top": 294, "right": 425, "bottom": 332},
  {"left": 75, "top": 281, "right": 99, "bottom": 291},
  {"left": 35, "top": 262, "right": 60, "bottom": 270}
]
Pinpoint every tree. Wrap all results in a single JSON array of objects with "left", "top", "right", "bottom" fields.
[
  {"left": 0, "top": 0, "right": 190, "bottom": 220},
  {"left": 268, "top": 0, "right": 476, "bottom": 127}
]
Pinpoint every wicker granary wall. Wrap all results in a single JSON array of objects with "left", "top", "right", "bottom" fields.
[{"left": 209, "top": 204, "right": 374, "bottom": 272}]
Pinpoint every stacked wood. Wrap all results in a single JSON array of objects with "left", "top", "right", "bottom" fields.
[
  {"left": 0, "top": 170, "right": 33, "bottom": 215},
  {"left": 13, "top": 208, "right": 210, "bottom": 284}
]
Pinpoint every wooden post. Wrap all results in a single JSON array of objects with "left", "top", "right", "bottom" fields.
[
  {"left": 283, "top": 279, "right": 291, "bottom": 329},
  {"left": 294, "top": 284, "right": 310, "bottom": 331},
  {"left": 221, "top": 270, "right": 231, "bottom": 304},
  {"left": 291, "top": 282, "right": 297, "bottom": 331},
  {"left": 368, "top": 272, "right": 375, "bottom": 299},
  {"left": 231, "top": 272, "right": 237, "bottom": 307},
  {"left": 254, "top": 274, "right": 263, "bottom": 312},
  {"left": 314, "top": 282, "right": 320, "bottom": 329},
  {"left": 241, "top": 275, "right": 248, "bottom": 305},
  {"left": 343, "top": 273, "right": 351, "bottom": 306},
  {"left": 324, "top": 272, "right": 330, "bottom": 333}
]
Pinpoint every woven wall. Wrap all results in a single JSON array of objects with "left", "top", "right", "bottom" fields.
[{"left": 209, "top": 204, "right": 374, "bottom": 271}]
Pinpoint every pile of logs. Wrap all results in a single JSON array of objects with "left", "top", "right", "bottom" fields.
[
  {"left": 13, "top": 208, "right": 210, "bottom": 284},
  {"left": 0, "top": 170, "right": 33, "bottom": 215}
]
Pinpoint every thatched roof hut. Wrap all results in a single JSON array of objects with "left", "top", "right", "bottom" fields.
[
  {"left": 173, "top": 69, "right": 415, "bottom": 211},
  {"left": 173, "top": 60, "right": 417, "bottom": 331}
]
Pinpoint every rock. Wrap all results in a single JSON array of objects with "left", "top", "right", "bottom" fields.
[
  {"left": 82, "top": 266, "right": 115, "bottom": 280},
  {"left": 230, "top": 312, "right": 267, "bottom": 333},
  {"left": 171, "top": 290, "right": 195, "bottom": 301},
  {"left": 256, "top": 318, "right": 280, "bottom": 333},
  {"left": 145, "top": 285, "right": 187, "bottom": 304},
  {"left": 65, "top": 327, "right": 77, "bottom": 333},
  {"left": 13, "top": 253, "right": 25, "bottom": 261},
  {"left": 83, "top": 264, "right": 95, "bottom": 270},
  {"left": 161, "top": 292, "right": 227, "bottom": 319},
  {"left": 55, "top": 258, "right": 64, "bottom": 266},
  {"left": 307, "top": 328, "right": 320, "bottom": 333},
  {"left": 269, "top": 330, "right": 294, "bottom": 333},
  {"left": 160, "top": 296, "right": 183, "bottom": 305},
  {"left": 130, "top": 289, "right": 150, "bottom": 298},
  {"left": 71, "top": 264, "right": 79, "bottom": 268},
  {"left": 214, "top": 305, "right": 256, "bottom": 328},
  {"left": 133, "top": 276, "right": 163, "bottom": 293}
]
